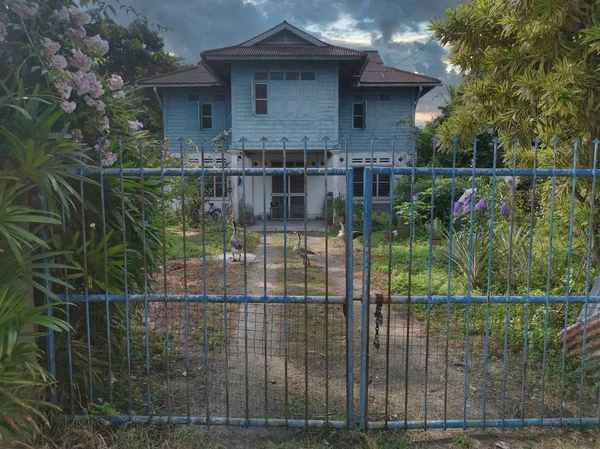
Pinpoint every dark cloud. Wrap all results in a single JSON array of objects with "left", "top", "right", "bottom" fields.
[{"left": 111, "top": 0, "right": 463, "bottom": 121}]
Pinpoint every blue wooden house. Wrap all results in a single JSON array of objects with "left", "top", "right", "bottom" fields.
[{"left": 138, "top": 21, "right": 440, "bottom": 220}]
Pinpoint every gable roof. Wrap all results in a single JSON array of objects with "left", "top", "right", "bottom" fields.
[
  {"left": 201, "top": 21, "right": 365, "bottom": 60},
  {"left": 137, "top": 63, "right": 220, "bottom": 86},
  {"left": 358, "top": 51, "right": 441, "bottom": 86}
]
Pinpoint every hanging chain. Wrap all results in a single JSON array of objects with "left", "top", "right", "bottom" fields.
[{"left": 373, "top": 294, "right": 384, "bottom": 349}]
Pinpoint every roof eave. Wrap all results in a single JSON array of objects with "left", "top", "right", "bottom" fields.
[
  {"left": 137, "top": 83, "right": 222, "bottom": 88},
  {"left": 356, "top": 82, "right": 442, "bottom": 87},
  {"left": 203, "top": 54, "right": 365, "bottom": 61}
]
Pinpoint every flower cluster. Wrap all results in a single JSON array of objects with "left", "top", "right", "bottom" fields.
[{"left": 129, "top": 120, "right": 144, "bottom": 132}]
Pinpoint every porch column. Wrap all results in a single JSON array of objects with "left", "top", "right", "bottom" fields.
[{"left": 328, "top": 149, "right": 345, "bottom": 198}]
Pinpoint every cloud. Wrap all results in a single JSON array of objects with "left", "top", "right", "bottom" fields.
[{"left": 111, "top": 0, "right": 463, "bottom": 119}]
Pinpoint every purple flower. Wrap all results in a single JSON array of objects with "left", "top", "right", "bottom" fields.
[
  {"left": 0, "top": 21, "right": 7, "bottom": 43},
  {"left": 453, "top": 201, "right": 462, "bottom": 216},
  {"left": 462, "top": 200, "right": 472, "bottom": 214},
  {"left": 54, "top": 81, "right": 72, "bottom": 99},
  {"left": 108, "top": 74, "right": 123, "bottom": 91},
  {"left": 458, "top": 188, "right": 476, "bottom": 204},
  {"left": 129, "top": 120, "right": 144, "bottom": 131},
  {"left": 70, "top": 7, "right": 91, "bottom": 26},
  {"left": 99, "top": 116, "right": 110, "bottom": 132},
  {"left": 66, "top": 26, "right": 86, "bottom": 40},
  {"left": 60, "top": 101, "right": 76, "bottom": 114},
  {"left": 52, "top": 6, "right": 70, "bottom": 21},
  {"left": 102, "top": 151, "right": 117, "bottom": 167},
  {"left": 40, "top": 38, "right": 60, "bottom": 57},
  {"left": 474, "top": 197, "right": 488, "bottom": 213},
  {"left": 70, "top": 50, "right": 92, "bottom": 71},
  {"left": 501, "top": 201, "right": 510, "bottom": 219},
  {"left": 14, "top": 3, "right": 38, "bottom": 18},
  {"left": 51, "top": 55, "right": 68, "bottom": 70},
  {"left": 114, "top": 90, "right": 126, "bottom": 99},
  {"left": 84, "top": 35, "right": 109, "bottom": 56}
]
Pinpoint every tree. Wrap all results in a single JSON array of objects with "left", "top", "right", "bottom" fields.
[
  {"left": 430, "top": 0, "right": 600, "bottom": 265},
  {"left": 86, "top": 14, "right": 182, "bottom": 131}
]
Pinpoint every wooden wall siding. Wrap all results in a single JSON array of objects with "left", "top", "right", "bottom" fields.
[
  {"left": 256, "top": 29, "right": 313, "bottom": 46},
  {"left": 230, "top": 60, "right": 339, "bottom": 150},
  {"left": 338, "top": 87, "right": 417, "bottom": 153},
  {"left": 163, "top": 87, "right": 231, "bottom": 150}
]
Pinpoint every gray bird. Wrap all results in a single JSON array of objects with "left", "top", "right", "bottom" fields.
[
  {"left": 229, "top": 219, "right": 243, "bottom": 262},
  {"left": 292, "top": 231, "right": 315, "bottom": 267}
]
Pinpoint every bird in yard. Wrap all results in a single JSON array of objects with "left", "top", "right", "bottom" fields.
[
  {"left": 292, "top": 231, "right": 316, "bottom": 267},
  {"left": 337, "top": 222, "right": 363, "bottom": 247},
  {"left": 229, "top": 219, "right": 243, "bottom": 262}
]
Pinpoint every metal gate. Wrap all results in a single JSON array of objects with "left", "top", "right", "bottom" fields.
[{"left": 49, "top": 136, "right": 600, "bottom": 430}]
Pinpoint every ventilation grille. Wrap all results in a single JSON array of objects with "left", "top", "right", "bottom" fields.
[{"left": 351, "top": 157, "right": 392, "bottom": 166}]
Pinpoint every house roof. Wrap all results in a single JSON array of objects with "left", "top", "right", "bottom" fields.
[
  {"left": 201, "top": 22, "right": 365, "bottom": 60},
  {"left": 137, "top": 64, "right": 220, "bottom": 86},
  {"left": 358, "top": 51, "right": 441, "bottom": 86},
  {"left": 137, "top": 22, "right": 441, "bottom": 88}
]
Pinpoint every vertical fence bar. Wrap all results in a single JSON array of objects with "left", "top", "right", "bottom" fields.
[
  {"left": 178, "top": 138, "right": 191, "bottom": 423},
  {"left": 221, "top": 135, "right": 230, "bottom": 424},
  {"left": 323, "top": 136, "right": 330, "bottom": 427},
  {"left": 482, "top": 137, "right": 499, "bottom": 426},
  {"left": 159, "top": 139, "right": 172, "bottom": 421},
  {"left": 444, "top": 137, "right": 459, "bottom": 428},
  {"left": 118, "top": 138, "right": 133, "bottom": 416},
  {"left": 345, "top": 136, "right": 355, "bottom": 429},
  {"left": 581, "top": 139, "right": 599, "bottom": 424},
  {"left": 424, "top": 137, "right": 437, "bottom": 426},
  {"left": 385, "top": 136, "right": 397, "bottom": 428},
  {"left": 240, "top": 138, "right": 249, "bottom": 424},
  {"left": 540, "top": 138, "right": 559, "bottom": 424},
  {"left": 463, "top": 138, "right": 478, "bottom": 428},
  {"left": 521, "top": 138, "right": 540, "bottom": 424},
  {"left": 559, "top": 139, "right": 580, "bottom": 424},
  {"left": 261, "top": 137, "right": 268, "bottom": 425},
  {"left": 281, "top": 137, "right": 289, "bottom": 425},
  {"left": 79, "top": 172, "right": 93, "bottom": 404},
  {"left": 61, "top": 206, "right": 75, "bottom": 415},
  {"left": 98, "top": 137, "right": 113, "bottom": 405},
  {"left": 359, "top": 166, "right": 373, "bottom": 431},
  {"left": 139, "top": 140, "right": 152, "bottom": 418},
  {"left": 501, "top": 138, "right": 519, "bottom": 427},
  {"left": 40, "top": 192, "right": 56, "bottom": 404},
  {"left": 303, "top": 136, "right": 309, "bottom": 427},
  {"left": 404, "top": 134, "right": 418, "bottom": 430},
  {"left": 201, "top": 140, "right": 210, "bottom": 425}
]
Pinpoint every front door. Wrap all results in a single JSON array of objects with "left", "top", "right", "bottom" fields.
[{"left": 271, "top": 170, "right": 304, "bottom": 220}]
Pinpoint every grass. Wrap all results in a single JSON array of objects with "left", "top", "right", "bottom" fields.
[
  {"left": 39, "top": 422, "right": 600, "bottom": 449},
  {"left": 164, "top": 222, "right": 260, "bottom": 260}
]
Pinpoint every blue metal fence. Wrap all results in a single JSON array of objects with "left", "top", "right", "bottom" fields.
[{"left": 48, "top": 135, "right": 600, "bottom": 431}]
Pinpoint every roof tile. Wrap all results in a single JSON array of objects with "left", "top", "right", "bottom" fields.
[
  {"left": 137, "top": 64, "right": 220, "bottom": 86},
  {"left": 359, "top": 51, "right": 441, "bottom": 85},
  {"left": 202, "top": 44, "right": 365, "bottom": 58}
]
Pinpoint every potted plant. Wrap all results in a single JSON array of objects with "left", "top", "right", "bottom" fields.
[{"left": 430, "top": 218, "right": 444, "bottom": 246}]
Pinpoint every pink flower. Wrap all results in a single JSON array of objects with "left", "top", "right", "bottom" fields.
[
  {"left": 66, "top": 26, "right": 86, "bottom": 40},
  {"left": 41, "top": 38, "right": 60, "bottom": 57},
  {"left": 107, "top": 74, "right": 123, "bottom": 91},
  {"left": 72, "top": 72, "right": 103, "bottom": 98},
  {"left": 102, "top": 152, "right": 117, "bottom": 167},
  {"left": 70, "top": 50, "right": 92, "bottom": 71},
  {"left": 54, "top": 81, "right": 72, "bottom": 99},
  {"left": 52, "top": 6, "right": 70, "bottom": 21},
  {"left": 51, "top": 55, "right": 67, "bottom": 70},
  {"left": 129, "top": 120, "right": 143, "bottom": 131},
  {"left": 14, "top": 2, "right": 38, "bottom": 18},
  {"left": 69, "top": 8, "right": 91, "bottom": 26},
  {"left": 60, "top": 101, "right": 76, "bottom": 113},
  {"left": 114, "top": 90, "right": 126, "bottom": 99},
  {"left": 84, "top": 35, "right": 109, "bottom": 56},
  {"left": 0, "top": 22, "right": 7, "bottom": 43},
  {"left": 99, "top": 116, "right": 110, "bottom": 132}
]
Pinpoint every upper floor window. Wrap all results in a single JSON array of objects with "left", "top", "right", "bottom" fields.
[
  {"left": 200, "top": 103, "right": 213, "bottom": 129},
  {"left": 353, "top": 102, "right": 365, "bottom": 129},
  {"left": 254, "top": 83, "right": 268, "bottom": 115}
]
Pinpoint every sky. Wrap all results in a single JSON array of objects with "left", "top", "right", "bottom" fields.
[{"left": 112, "top": 0, "right": 463, "bottom": 126}]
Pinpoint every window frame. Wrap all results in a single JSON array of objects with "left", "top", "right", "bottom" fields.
[
  {"left": 353, "top": 166, "right": 391, "bottom": 198},
  {"left": 253, "top": 81, "right": 268, "bottom": 115},
  {"left": 199, "top": 102, "right": 213, "bottom": 129},
  {"left": 353, "top": 101, "right": 366, "bottom": 129}
]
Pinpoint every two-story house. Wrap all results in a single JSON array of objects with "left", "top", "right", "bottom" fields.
[{"left": 138, "top": 21, "right": 441, "bottom": 221}]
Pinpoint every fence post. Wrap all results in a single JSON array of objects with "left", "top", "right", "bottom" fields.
[{"left": 359, "top": 167, "right": 373, "bottom": 431}]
